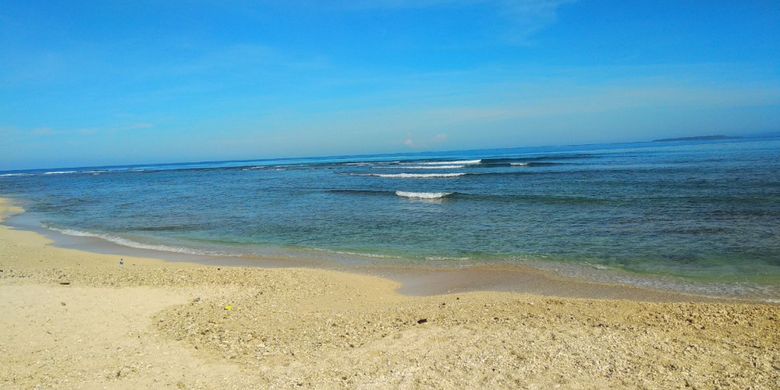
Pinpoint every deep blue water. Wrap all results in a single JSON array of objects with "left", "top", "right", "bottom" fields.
[{"left": 2, "top": 138, "right": 779, "bottom": 297}]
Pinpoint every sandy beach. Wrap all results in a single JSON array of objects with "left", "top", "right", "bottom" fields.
[{"left": 0, "top": 197, "right": 777, "bottom": 389}]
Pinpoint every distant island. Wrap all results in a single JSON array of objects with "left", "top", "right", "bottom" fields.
[{"left": 653, "top": 135, "right": 740, "bottom": 142}]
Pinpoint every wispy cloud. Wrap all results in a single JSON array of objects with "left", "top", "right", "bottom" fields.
[
  {"left": 391, "top": 83, "right": 780, "bottom": 129},
  {"left": 347, "top": 0, "right": 576, "bottom": 42},
  {"left": 498, "top": 0, "right": 576, "bottom": 43},
  {"left": 77, "top": 122, "right": 156, "bottom": 136},
  {"left": 269, "top": 0, "right": 575, "bottom": 42},
  {"left": 211, "top": 75, "right": 780, "bottom": 155},
  {"left": 20, "top": 122, "right": 155, "bottom": 139},
  {"left": 402, "top": 132, "right": 449, "bottom": 149},
  {"left": 0, "top": 126, "right": 19, "bottom": 139},
  {"left": 31, "top": 127, "right": 56, "bottom": 137}
]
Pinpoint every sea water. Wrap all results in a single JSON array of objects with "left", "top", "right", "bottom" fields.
[{"left": 2, "top": 137, "right": 779, "bottom": 299}]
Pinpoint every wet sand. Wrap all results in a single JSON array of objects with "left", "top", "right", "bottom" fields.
[{"left": 0, "top": 197, "right": 778, "bottom": 389}]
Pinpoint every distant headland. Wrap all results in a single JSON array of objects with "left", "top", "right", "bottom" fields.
[{"left": 652, "top": 135, "right": 740, "bottom": 142}]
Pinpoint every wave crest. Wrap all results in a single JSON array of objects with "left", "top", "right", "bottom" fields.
[
  {"left": 396, "top": 165, "right": 465, "bottom": 169},
  {"left": 44, "top": 171, "right": 78, "bottom": 175},
  {"left": 360, "top": 173, "right": 466, "bottom": 179},
  {"left": 417, "top": 159, "right": 481, "bottom": 165},
  {"left": 395, "top": 191, "right": 454, "bottom": 199}
]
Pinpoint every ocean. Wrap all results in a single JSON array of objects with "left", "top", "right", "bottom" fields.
[{"left": 2, "top": 137, "right": 779, "bottom": 300}]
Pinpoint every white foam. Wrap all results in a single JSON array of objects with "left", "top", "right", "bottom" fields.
[
  {"left": 395, "top": 191, "right": 454, "bottom": 199},
  {"left": 243, "top": 165, "right": 286, "bottom": 171},
  {"left": 361, "top": 173, "right": 466, "bottom": 179},
  {"left": 43, "top": 171, "right": 78, "bottom": 175},
  {"left": 425, "top": 256, "right": 472, "bottom": 261},
  {"left": 0, "top": 173, "right": 33, "bottom": 177},
  {"left": 328, "top": 249, "right": 396, "bottom": 259},
  {"left": 585, "top": 262, "right": 610, "bottom": 270},
  {"left": 510, "top": 162, "right": 529, "bottom": 166},
  {"left": 46, "top": 226, "right": 236, "bottom": 257},
  {"left": 398, "top": 165, "right": 466, "bottom": 169},
  {"left": 418, "top": 159, "right": 481, "bottom": 165}
]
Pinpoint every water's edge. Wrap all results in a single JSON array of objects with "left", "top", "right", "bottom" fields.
[{"left": 3, "top": 198, "right": 771, "bottom": 304}]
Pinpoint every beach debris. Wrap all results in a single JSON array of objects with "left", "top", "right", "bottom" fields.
[
  {"left": 192, "top": 297, "right": 201, "bottom": 303},
  {"left": 225, "top": 305, "right": 234, "bottom": 311},
  {"left": 417, "top": 318, "right": 428, "bottom": 324},
  {"left": 119, "top": 258, "right": 124, "bottom": 267},
  {"left": 61, "top": 302, "right": 66, "bottom": 306},
  {"left": 59, "top": 281, "right": 70, "bottom": 285}
]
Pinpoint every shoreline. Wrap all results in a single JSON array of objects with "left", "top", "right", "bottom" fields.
[
  {"left": 2, "top": 196, "right": 752, "bottom": 303},
  {"left": 1, "top": 197, "right": 778, "bottom": 388}
]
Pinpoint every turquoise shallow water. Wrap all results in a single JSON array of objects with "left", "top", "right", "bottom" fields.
[{"left": 2, "top": 138, "right": 779, "bottom": 298}]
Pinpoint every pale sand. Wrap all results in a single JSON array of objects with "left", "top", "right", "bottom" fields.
[{"left": 0, "top": 198, "right": 778, "bottom": 389}]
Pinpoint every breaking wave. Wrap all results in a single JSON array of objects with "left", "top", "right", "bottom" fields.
[
  {"left": 45, "top": 226, "right": 237, "bottom": 257},
  {"left": 417, "top": 159, "right": 482, "bottom": 165},
  {"left": 395, "top": 191, "right": 454, "bottom": 199},
  {"left": 358, "top": 173, "right": 467, "bottom": 179},
  {"left": 387, "top": 165, "right": 466, "bottom": 169},
  {"left": 43, "top": 171, "right": 78, "bottom": 175}
]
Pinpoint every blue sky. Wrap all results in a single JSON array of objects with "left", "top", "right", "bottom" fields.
[{"left": 1, "top": 0, "right": 779, "bottom": 169}]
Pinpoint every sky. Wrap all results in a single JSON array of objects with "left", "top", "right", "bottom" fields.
[{"left": 1, "top": 1, "right": 779, "bottom": 170}]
